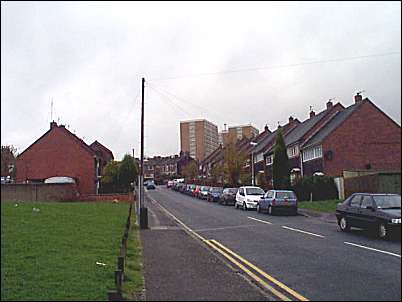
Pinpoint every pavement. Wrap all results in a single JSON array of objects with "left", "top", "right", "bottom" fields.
[
  {"left": 140, "top": 193, "right": 269, "bottom": 301},
  {"left": 297, "top": 208, "right": 338, "bottom": 224},
  {"left": 140, "top": 186, "right": 401, "bottom": 301}
]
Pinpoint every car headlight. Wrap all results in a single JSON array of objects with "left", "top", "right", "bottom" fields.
[
  {"left": 247, "top": 199, "right": 254, "bottom": 203},
  {"left": 391, "top": 218, "right": 401, "bottom": 224}
]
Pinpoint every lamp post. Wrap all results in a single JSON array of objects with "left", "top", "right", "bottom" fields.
[{"left": 249, "top": 142, "right": 257, "bottom": 186}]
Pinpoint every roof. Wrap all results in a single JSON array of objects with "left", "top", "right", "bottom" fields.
[
  {"left": 302, "top": 102, "right": 361, "bottom": 148},
  {"left": 18, "top": 124, "right": 97, "bottom": 158},
  {"left": 90, "top": 140, "right": 114, "bottom": 159},
  {"left": 284, "top": 110, "right": 328, "bottom": 146}
]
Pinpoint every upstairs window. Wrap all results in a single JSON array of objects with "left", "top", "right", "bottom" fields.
[
  {"left": 266, "top": 154, "right": 273, "bottom": 166},
  {"left": 302, "top": 145, "right": 323, "bottom": 162},
  {"left": 287, "top": 145, "right": 299, "bottom": 158}
]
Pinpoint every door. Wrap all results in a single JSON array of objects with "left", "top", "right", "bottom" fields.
[
  {"left": 358, "top": 195, "right": 377, "bottom": 229},
  {"left": 347, "top": 195, "right": 363, "bottom": 227}
]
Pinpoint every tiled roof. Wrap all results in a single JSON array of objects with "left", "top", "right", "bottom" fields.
[{"left": 302, "top": 102, "right": 362, "bottom": 148}]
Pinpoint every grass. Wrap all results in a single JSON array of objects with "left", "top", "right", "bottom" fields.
[
  {"left": 121, "top": 212, "right": 144, "bottom": 301},
  {"left": 298, "top": 199, "right": 341, "bottom": 213},
  {"left": 1, "top": 201, "right": 140, "bottom": 301}
]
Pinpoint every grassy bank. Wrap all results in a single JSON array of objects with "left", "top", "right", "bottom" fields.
[
  {"left": 1, "top": 201, "right": 136, "bottom": 301},
  {"left": 298, "top": 199, "right": 341, "bottom": 213}
]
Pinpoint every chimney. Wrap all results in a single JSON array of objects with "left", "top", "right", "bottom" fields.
[
  {"left": 354, "top": 93, "right": 363, "bottom": 104},
  {"left": 289, "top": 116, "right": 294, "bottom": 123},
  {"left": 326, "top": 100, "right": 333, "bottom": 109},
  {"left": 50, "top": 121, "right": 57, "bottom": 129},
  {"left": 224, "top": 123, "right": 227, "bottom": 131},
  {"left": 310, "top": 110, "right": 315, "bottom": 118},
  {"left": 264, "top": 124, "right": 269, "bottom": 132}
]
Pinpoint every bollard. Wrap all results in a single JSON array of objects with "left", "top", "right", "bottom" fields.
[
  {"left": 139, "top": 207, "right": 148, "bottom": 229},
  {"left": 114, "top": 270, "right": 123, "bottom": 293},
  {"left": 117, "top": 256, "right": 125, "bottom": 272}
]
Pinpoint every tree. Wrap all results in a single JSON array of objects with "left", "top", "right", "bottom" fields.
[
  {"left": 182, "top": 161, "right": 198, "bottom": 182},
  {"left": 223, "top": 142, "right": 247, "bottom": 186},
  {"left": 272, "top": 129, "right": 290, "bottom": 189},
  {"left": 118, "top": 154, "right": 138, "bottom": 192},
  {"left": 210, "top": 163, "right": 224, "bottom": 185},
  {"left": 100, "top": 161, "right": 120, "bottom": 193},
  {"left": 1, "top": 145, "right": 17, "bottom": 178}
]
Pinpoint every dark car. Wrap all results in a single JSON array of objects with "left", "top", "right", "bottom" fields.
[
  {"left": 207, "top": 187, "right": 223, "bottom": 202},
  {"left": 336, "top": 193, "right": 401, "bottom": 239},
  {"left": 219, "top": 188, "right": 238, "bottom": 205},
  {"left": 258, "top": 190, "right": 298, "bottom": 215},
  {"left": 146, "top": 181, "right": 156, "bottom": 190}
]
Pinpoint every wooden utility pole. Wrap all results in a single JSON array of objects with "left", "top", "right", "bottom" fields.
[{"left": 139, "top": 77, "right": 148, "bottom": 229}]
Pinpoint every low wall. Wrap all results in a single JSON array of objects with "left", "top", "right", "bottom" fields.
[
  {"left": 1, "top": 183, "right": 78, "bottom": 202},
  {"left": 78, "top": 192, "right": 134, "bottom": 202}
]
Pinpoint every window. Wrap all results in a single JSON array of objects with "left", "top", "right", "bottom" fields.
[
  {"left": 265, "top": 191, "right": 274, "bottom": 198},
  {"left": 361, "top": 196, "right": 374, "bottom": 209},
  {"left": 266, "top": 155, "right": 273, "bottom": 166},
  {"left": 254, "top": 152, "right": 264, "bottom": 163},
  {"left": 350, "top": 195, "right": 362, "bottom": 208},
  {"left": 302, "top": 145, "right": 323, "bottom": 162},
  {"left": 287, "top": 145, "right": 299, "bottom": 158}
]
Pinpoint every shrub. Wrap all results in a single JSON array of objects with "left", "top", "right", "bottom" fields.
[{"left": 292, "top": 175, "right": 338, "bottom": 201}]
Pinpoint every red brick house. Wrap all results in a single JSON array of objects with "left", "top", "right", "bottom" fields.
[
  {"left": 16, "top": 122, "right": 114, "bottom": 195},
  {"left": 300, "top": 94, "right": 401, "bottom": 176}
]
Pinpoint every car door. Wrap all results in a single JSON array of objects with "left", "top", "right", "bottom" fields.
[
  {"left": 347, "top": 194, "right": 363, "bottom": 227},
  {"left": 237, "top": 188, "right": 244, "bottom": 205},
  {"left": 358, "top": 195, "right": 377, "bottom": 229}
]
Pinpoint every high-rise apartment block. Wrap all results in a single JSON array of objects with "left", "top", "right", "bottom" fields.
[
  {"left": 219, "top": 124, "right": 259, "bottom": 145},
  {"left": 180, "top": 119, "right": 219, "bottom": 161}
]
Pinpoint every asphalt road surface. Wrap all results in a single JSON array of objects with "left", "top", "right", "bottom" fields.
[{"left": 145, "top": 186, "right": 401, "bottom": 301}]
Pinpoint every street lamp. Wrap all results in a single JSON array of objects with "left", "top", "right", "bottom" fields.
[{"left": 249, "top": 142, "right": 257, "bottom": 186}]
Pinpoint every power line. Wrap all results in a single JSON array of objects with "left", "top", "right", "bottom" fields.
[{"left": 148, "top": 51, "right": 401, "bottom": 82}]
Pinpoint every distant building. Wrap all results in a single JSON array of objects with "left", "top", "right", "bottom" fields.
[
  {"left": 180, "top": 119, "right": 219, "bottom": 161},
  {"left": 15, "top": 121, "right": 114, "bottom": 195},
  {"left": 220, "top": 124, "right": 259, "bottom": 146}
]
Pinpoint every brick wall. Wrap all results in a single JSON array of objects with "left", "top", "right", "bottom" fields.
[
  {"left": 323, "top": 100, "right": 401, "bottom": 176},
  {"left": 1, "top": 183, "right": 78, "bottom": 202}
]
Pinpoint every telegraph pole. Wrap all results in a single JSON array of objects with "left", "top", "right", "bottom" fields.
[{"left": 139, "top": 77, "right": 148, "bottom": 229}]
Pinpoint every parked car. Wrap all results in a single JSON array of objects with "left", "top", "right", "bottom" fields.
[
  {"left": 336, "top": 193, "right": 401, "bottom": 239},
  {"left": 219, "top": 188, "right": 238, "bottom": 205},
  {"left": 207, "top": 187, "right": 224, "bottom": 202},
  {"left": 235, "top": 186, "right": 265, "bottom": 210},
  {"left": 199, "top": 186, "right": 210, "bottom": 199},
  {"left": 146, "top": 181, "right": 156, "bottom": 190},
  {"left": 167, "top": 180, "right": 174, "bottom": 188},
  {"left": 258, "top": 190, "right": 298, "bottom": 215}
]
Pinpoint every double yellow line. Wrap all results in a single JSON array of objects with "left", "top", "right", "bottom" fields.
[
  {"left": 148, "top": 194, "right": 308, "bottom": 301},
  {"left": 204, "top": 239, "right": 308, "bottom": 301}
]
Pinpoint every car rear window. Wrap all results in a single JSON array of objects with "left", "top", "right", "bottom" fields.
[
  {"left": 246, "top": 187, "right": 265, "bottom": 195},
  {"left": 373, "top": 195, "right": 401, "bottom": 209},
  {"left": 275, "top": 192, "right": 296, "bottom": 199},
  {"left": 228, "top": 188, "right": 238, "bottom": 194}
]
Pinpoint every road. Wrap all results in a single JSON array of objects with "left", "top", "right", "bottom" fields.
[{"left": 145, "top": 186, "right": 401, "bottom": 301}]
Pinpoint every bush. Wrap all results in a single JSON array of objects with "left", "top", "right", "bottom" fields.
[{"left": 292, "top": 175, "right": 338, "bottom": 201}]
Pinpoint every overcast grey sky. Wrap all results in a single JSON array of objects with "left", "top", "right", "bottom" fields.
[{"left": 1, "top": 1, "right": 401, "bottom": 160}]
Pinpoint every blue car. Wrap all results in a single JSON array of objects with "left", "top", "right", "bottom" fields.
[
  {"left": 258, "top": 190, "right": 298, "bottom": 215},
  {"left": 207, "top": 187, "right": 224, "bottom": 202}
]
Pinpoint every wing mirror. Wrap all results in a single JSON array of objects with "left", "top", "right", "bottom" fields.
[{"left": 366, "top": 206, "right": 375, "bottom": 211}]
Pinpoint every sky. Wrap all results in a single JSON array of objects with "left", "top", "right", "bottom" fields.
[{"left": 1, "top": 1, "right": 401, "bottom": 160}]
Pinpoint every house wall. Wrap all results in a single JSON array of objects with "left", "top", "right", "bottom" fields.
[
  {"left": 323, "top": 101, "right": 401, "bottom": 177},
  {"left": 16, "top": 126, "right": 96, "bottom": 195}
]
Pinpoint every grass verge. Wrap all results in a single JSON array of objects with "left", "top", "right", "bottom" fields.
[
  {"left": 298, "top": 199, "right": 341, "bottom": 213},
  {"left": 1, "top": 201, "right": 130, "bottom": 301},
  {"left": 121, "top": 210, "right": 144, "bottom": 301}
]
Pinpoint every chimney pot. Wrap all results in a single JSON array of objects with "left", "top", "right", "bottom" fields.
[
  {"left": 326, "top": 100, "right": 333, "bottom": 109},
  {"left": 310, "top": 111, "right": 315, "bottom": 118},
  {"left": 50, "top": 121, "right": 57, "bottom": 129},
  {"left": 354, "top": 93, "right": 363, "bottom": 104},
  {"left": 264, "top": 124, "right": 269, "bottom": 132},
  {"left": 289, "top": 116, "right": 294, "bottom": 123}
]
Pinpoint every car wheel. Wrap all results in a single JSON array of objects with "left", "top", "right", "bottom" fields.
[
  {"left": 339, "top": 217, "right": 350, "bottom": 232},
  {"left": 378, "top": 223, "right": 388, "bottom": 239},
  {"left": 257, "top": 204, "right": 261, "bottom": 213},
  {"left": 243, "top": 202, "right": 247, "bottom": 211},
  {"left": 268, "top": 206, "right": 273, "bottom": 215}
]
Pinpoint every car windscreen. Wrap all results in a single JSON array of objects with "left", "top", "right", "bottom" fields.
[
  {"left": 373, "top": 195, "right": 401, "bottom": 209},
  {"left": 201, "top": 187, "right": 209, "bottom": 191},
  {"left": 228, "top": 188, "right": 238, "bottom": 194},
  {"left": 211, "top": 188, "right": 223, "bottom": 193},
  {"left": 246, "top": 188, "right": 265, "bottom": 195},
  {"left": 276, "top": 192, "right": 296, "bottom": 199}
]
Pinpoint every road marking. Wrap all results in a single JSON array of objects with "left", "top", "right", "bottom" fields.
[
  {"left": 344, "top": 242, "right": 401, "bottom": 258},
  {"left": 204, "top": 240, "right": 292, "bottom": 301},
  {"left": 147, "top": 193, "right": 309, "bottom": 301},
  {"left": 248, "top": 216, "right": 273, "bottom": 225},
  {"left": 195, "top": 224, "right": 258, "bottom": 232},
  {"left": 281, "top": 226, "right": 325, "bottom": 238},
  {"left": 209, "top": 239, "right": 309, "bottom": 302}
]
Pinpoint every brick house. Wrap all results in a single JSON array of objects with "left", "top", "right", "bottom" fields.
[
  {"left": 257, "top": 94, "right": 400, "bottom": 187},
  {"left": 15, "top": 121, "right": 114, "bottom": 195},
  {"left": 300, "top": 94, "right": 401, "bottom": 176}
]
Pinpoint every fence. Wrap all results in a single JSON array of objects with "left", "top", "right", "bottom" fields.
[
  {"left": 1, "top": 183, "right": 78, "bottom": 202},
  {"left": 344, "top": 171, "right": 401, "bottom": 198},
  {"left": 107, "top": 201, "right": 134, "bottom": 301}
]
